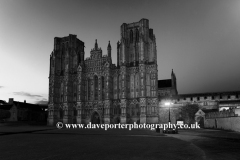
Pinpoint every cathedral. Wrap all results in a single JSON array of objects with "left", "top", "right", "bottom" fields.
[{"left": 48, "top": 19, "right": 159, "bottom": 125}]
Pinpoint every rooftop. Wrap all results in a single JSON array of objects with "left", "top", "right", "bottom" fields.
[{"left": 158, "top": 79, "right": 172, "bottom": 88}]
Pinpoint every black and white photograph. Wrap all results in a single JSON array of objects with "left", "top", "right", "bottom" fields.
[{"left": 0, "top": 0, "right": 240, "bottom": 159}]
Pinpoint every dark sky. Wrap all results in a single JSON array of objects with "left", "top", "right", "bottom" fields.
[{"left": 0, "top": 0, "right": 240, "bottom": 103}]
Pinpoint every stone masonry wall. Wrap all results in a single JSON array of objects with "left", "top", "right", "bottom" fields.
[{"left": 205, "top": 117, "right": 240, "bottom": 132}]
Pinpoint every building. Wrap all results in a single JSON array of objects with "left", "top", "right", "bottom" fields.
[
  {"left": 158, "top": 69, "right": 178, "bottom": 98},
  {"left": 48, "top": 19, "right": 159, "bottom": 125},
  {"left": 47, "top": 18, "right": 240, "bottom": 127},
  {"left": 175, "top": 91, "right": 240, "bottom": 110},
  {"left": 0, "top": 98, "right": 48, "bottom": 122},
  {"left": 158, "top": 91, "right": 240, "bottom": 124}
]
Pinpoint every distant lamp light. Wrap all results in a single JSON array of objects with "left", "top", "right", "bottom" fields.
[
  {"left": 165, "top": 102, "right": 171, "bottom": 106},
  {"left": 164, "top": 102, "right": 173, "bottom": 106}
]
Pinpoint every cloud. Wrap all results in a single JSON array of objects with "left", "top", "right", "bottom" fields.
[
  {"left": 13, "top": 91, "right": 43, "bottom": 98},
  {"left": 35, "top": 97, "right": 48, "bottom": 104},
  {"left": 0, "top": 86, "right": 4, "bottom": 88},
  {"left": 35, "top": 100, "right": 48, "bottom": 105}
]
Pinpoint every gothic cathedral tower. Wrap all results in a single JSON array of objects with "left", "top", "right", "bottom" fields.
[
  {"left": 118, "top": 19, "right": 158, "bottom": 124},
  {"left": 48, "top": 34, "right": 85, "bottom": 125}
]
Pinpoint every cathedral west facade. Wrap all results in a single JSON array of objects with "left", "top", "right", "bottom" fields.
[{"left": 48, "top": 19, "right": 159, "bottom": 125}]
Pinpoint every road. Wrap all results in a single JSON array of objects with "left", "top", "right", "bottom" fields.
[{"left": 0, "top": 126, "right": 240, "bottom": 160}]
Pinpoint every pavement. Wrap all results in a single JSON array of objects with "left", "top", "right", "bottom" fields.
[
  {"left": 0, "top": 125, "right": 240, "bottom": 160},
  {"left": 167, "top": 129, "right": 240, "bottom": 160}
]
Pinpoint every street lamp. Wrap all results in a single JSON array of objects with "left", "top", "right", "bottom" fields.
[{"left": 164, "top": 102, "right": 173, "bottom": 123}]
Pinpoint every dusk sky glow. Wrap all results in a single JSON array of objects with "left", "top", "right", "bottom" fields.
[{"left": 0, "top": 0, "right": 240, "bottom": 104}]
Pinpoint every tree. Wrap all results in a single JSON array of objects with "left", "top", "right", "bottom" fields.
[
  {"left": 0, "top": 109, "right": 11, "bottom": 120},
  {"left": 179, "top": 103, "right": 199, "bottom": 125}
]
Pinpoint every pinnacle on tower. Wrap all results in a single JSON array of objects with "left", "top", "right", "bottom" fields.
[
  {"left": 107, "top": 41, "right": 111, "bottom": 57},
  {"left": 171, "top": 69, "right": 176, "bottom": 79},
  {"left": 95, "top": 39, "right": 98, "bottom": 50},
  {"left": 172, "top": 69, "right": 176, "bottom": 76},
  {"left": 107, "top": 41, "right": 111, "bottom": 49}
]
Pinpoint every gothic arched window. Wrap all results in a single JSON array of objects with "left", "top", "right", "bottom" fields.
[
  {"left": 136, "top": 29, "right": 139, "bottom": 42},
  {"left": 73, "top": 108, "right": 77, "bottom": 116},
  {"left": 94, "top": 76, "right": 98, "bottom": 100},
  {"left": 146, "top": 74, "right": 150, "bottom": 97},
  {"left": 73, "top": 82, "right": 77, "bottom": 101},
  {"left": 61, "top": 54, "right": 65, "bottom": 71},
  {"left": 130, "top": 30, "right": 133, "bottom": 43},
  {"left": 136, "top": 104, "right": 140, "bottom": 116},
  {"left": 61, "top": 83, "right": 64, "bottom": 94},
  {"left": 114, "top": 76, "right": 118, "bottom": 99},
  {"left": 78, "top": 53, "right": 81, "bottom": 64},
  {"left": 88, "top": 78, "right": 91, "bottom": 100},
  {"left": 135, "top": 74, "right": 139, "bottom": 97},
  {"left": 118, "top": 75, "right": 121, "bottom": 99},
  {"left": 60, "top": 83, "right": 64, "bottom": 102},
  {"left": 102, "top": 76, "right": 105, "bottom": 100},
  {"left": 59, "top": 109, "right": 63, "bottom": 119},
  {"left": 130, "top": 75, "right": 135, "bottom": 98}
]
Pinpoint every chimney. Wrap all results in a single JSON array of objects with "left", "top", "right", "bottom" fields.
[{"left": 9, "top": 98, "right": 14, "bottom": 104}]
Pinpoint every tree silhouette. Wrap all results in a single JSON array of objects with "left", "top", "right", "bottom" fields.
[{"left": 180, "top": 103, "right": 199, "bottom": 124}]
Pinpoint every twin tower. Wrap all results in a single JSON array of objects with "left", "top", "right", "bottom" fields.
[{"left": 48, "top": 19, "right": 159, "bottom": 125}]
